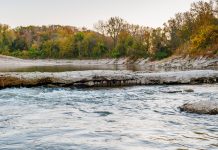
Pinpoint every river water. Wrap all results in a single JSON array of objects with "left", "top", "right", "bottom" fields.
[
  {"left": 0, "top": 64, "right": 143, "bottom": 72},
  {"left": 0, "top": 84, "right": 218, "bottom": 150},
  {"left": 0, "top": 64, "right": 209, "bottom": 72}
]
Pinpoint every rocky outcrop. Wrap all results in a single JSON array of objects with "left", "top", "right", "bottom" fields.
[
  {"left": 140, "top": 56, "right": 218, "bottom": 71},
  {"left": 0, "top": 55, "right": 217, "bottom": 72},
  {"left": 179, "top": 101, "right": 218, "bottom": 115},
  {"left": 0, "top": 70, "right": 217, "bottom": 89}
]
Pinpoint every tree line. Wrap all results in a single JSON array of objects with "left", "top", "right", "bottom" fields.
[{"left": 0, "top": 0, "right": 218, "bottom": 59}]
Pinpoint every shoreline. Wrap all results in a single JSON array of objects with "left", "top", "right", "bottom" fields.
[
  {"left": 0, "top": 55, "right": 218, "bottom": 72},
  {"left": 0, "top": 70, "right": 217, "bottom": 89},
  {"left": 0, "top": 54, "right": 218, "bottom": 88}
]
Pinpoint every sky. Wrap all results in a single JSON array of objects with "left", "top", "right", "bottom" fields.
[{"left": 0, "top": 0, "right": 206, "bottom": 29}]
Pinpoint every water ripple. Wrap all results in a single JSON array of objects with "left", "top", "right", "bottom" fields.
[{"left": 0, "top": 84, "right": 218, "bottom": 149}]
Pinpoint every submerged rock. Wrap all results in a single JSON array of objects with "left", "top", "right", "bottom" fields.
[
  {"left": 179, "top": 101, "right": 218, "bottom": 115},
  {"left": 184, "top": 89, "right": 194, "bottom": 93},
  {"left": 93, "top": 111, "right": 113, "bottom": 117},
  {"left": 161, "top": 90, "right": 183, "bottom": 93},
  {"left": 0, "top": 70, "right": 217, "bottom": 89}
]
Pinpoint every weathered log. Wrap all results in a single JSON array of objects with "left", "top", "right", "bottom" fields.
[{"left": 0, "top": 70, "right": 217, "bottom": 88}]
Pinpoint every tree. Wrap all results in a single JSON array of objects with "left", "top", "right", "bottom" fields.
[
  {"left": 0, "top": 24, "right": 15, "bottom": 52},
  {"left": 94, "top": 20, "right": 107, "bottom": 36},
  {"left": 149, "top": 28, "right": 170, "bottom": 59},
  {"left": 95, "top": 17, "right": 126, "bottom": 48},
  {"left": 74, "top": 32, "right": 84, "bottom": 58}
]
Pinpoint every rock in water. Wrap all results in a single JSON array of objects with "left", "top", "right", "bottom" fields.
[
  {"left": 179, "top": 101, "right": 218, "bottom": 115},
  {"left": 184, "top": 89, "right": 194, "bottom": 93},
  {"left": 161, "top": 90, "right": 183, "bottom": 93}
]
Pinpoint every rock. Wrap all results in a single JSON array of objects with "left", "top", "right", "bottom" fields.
[
  {"left": 184, "top": 89, "right": 194, "bottom": 92},
  {"left": 161, "top": 90, "right": 183, "bottom": 93},
  {"left": 179, "top": 101, "right": 218, "bottom": 115},
  {"left": 0, "top": 70, "right": 217, "bottom": 89},
  {"left": 143, "top": 56, "right": 218, "bottom": 71}
]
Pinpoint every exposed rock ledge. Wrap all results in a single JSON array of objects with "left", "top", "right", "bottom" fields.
[
  {"left": 0, "top": 55, "right": 217, "bottom": 72},
  {"left": 179, "top": 101, "right": 218, "bottom": 115},
  {"left": 0, "top": 70, "right": 217, "bottom": 89}
]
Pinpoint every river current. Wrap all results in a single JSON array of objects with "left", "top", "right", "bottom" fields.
[{"left": 0, "top": 84, "right": 218, "bottom": 150}]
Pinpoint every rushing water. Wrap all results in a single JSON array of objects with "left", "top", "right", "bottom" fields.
[{"left": 0, "top": 84, "right": 218, "bottom": 150}]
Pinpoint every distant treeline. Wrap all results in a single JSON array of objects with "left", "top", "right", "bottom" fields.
[{"left": 0, "top": 0, "right": 218, "bottom": 59}]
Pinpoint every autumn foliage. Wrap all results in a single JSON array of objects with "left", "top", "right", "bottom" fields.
[{"left": 0, "top": 0, "right": 217, "bottom": 59}]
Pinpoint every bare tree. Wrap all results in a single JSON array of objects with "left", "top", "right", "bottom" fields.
[
  {"left": 94, "top": 20, "right": 107, "bottom": 36},
  {"left": 94, "top": 17, "right": 126, "bottom": 48}
]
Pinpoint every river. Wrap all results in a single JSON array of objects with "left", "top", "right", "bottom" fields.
[
  {"left": 0, "top": 64, "right": 210, "bottom": 72},
  {"left": 0, "top": 84, "right": 218, "bottom": 150}
]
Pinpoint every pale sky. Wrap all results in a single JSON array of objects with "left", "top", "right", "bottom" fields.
[{"left": 0, "top": 0, "right": 206, "bottom": 29}]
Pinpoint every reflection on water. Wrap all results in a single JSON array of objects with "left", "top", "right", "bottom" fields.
[
  {"left": 0, "top": 85, "right": 218, "bottom": 149},
  {"left": 0, "top": 65, "right": 143, "bottom": 72},
  {"left": 0, "top": 64, "right": 204, "bottom": 72},
  {"left": 1, "top": 64, "right": 217, "bottom": 72}
]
